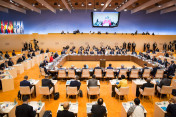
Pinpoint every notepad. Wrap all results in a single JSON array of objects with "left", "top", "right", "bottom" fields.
[{"left": 161, "top": 107, "right": 167, "bottom": 111}]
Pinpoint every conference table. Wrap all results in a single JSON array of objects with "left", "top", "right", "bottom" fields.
[
  {"left": 28, "top": 101, "right": 45, "bottom": 117},
  {"left": 154, "top": 101, "right": 169, "bottom": 117},
  {"left": 86, "top": 102, "right": 107, "bottom": 117},
  {"left": 13, "top": 63, "right": 24, "bottom": 75},
  {"left": 109, "top": 79, "right": 121, "bottom": 97},
  {"left": 57, "top": 102, "right": 78, "bottom": 117},
  {"left": 121, "top": 101, "right": 147, "bottom": 117},
  {"left": 4, "top": 67, "right": 17, "bottom": 79},
  {"left": 0, "top": 102, "right": 17, "bottom": 117},
  {"left": 28, "top": 79, "right": 40, "bottom": 96}
]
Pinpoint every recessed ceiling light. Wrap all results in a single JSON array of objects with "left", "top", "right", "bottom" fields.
[
  {"left": 158, "top": 5, "right": 161, "bottom": 7},
  {"left": 114, "top": 8, "right": 117, "bottom": 11},
  {"left": 42, "top": 4, "right": 43, "bottom": 6},
  {"left": 32, "top": 4, "right": 35, "bottom": 6},
  {"left": 109, "top": 4, "right": 111, "bottom": 7},
  {"left": 58, "top": 4, "right": 60, "bottom": 7},
  {"left": 122, "top": 2, "right": 124, "bottom": 5},
  {"left": 124, "top": 9, "right": 127, "bottom": 11},
  {"left": 88, "top": 2, "right": 92, "bottom": 6},
  {"left": 101, "top": 3, "right": 104, "bottom": 6},
  {"left": 60, "top": 8, "right": 63, "bottom": 11},
  {"left": 94, "top": 8, "right": 97, "bottom": 11},
  {"left": 81, "top": 3, "right": 84, "bottom": 6}
]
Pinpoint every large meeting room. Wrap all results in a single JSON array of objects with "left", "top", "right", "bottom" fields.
[{"left": 0, "top": 0, "right": 176, "bottom": 117}]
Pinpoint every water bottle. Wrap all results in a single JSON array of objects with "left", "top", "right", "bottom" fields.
[
  {"left": 38, "top": 100, "right": 42, "bottom": 106},
  {"left": 14, "top": 98, "right": 17, "bottom": 105}
]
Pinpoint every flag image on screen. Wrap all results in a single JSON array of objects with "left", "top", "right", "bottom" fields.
[
  {"left": 8, "top": 21, "right": 13, "bottom": 34},
  {"left": 92, "top": 12, "right": 120, "bottom": 27},
  {"left": 4, "top": 21, "right": 8, "bottom": 33}
]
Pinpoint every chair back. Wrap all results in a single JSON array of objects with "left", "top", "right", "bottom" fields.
[
  {"left": 143, "top": 69, "right": 151, "bottom": 78},
  {"left": 67, "top": 87, "right": 78, "bottom": 95},
  {"left": 143, "top": 87, "right": 155, "bottom": 96},
  {"left": 105, "top": 69, "right": 114, "bottom": 78},
  {"left": 88, "top": 86, "right": 100, "bottom": 95},
  {"left": 39, "top": 86, "right": 50, "bottom": 95},
  {"left": 119, "top": 69, "right": 128, "bottom": 78},
  {"left": 119, "top": 87, "right": 129, "bottom": 95},
  {"left": 161, "top": 86, "right": 173, "bottom": 94},
  {"left": 155, "top": 69, "right": 164, "bottom": 78},
  {"left": 68, "top": 70, "right": 75, "bottom": 78},
  {"left": 40, "top": 68, "right": 45, "bottom": 76},
  {"left": 82, "top": 69, "right": 90, "bottom": 78},
  {"left": 94, "top": 69, "right": 102, "bottom": 78},
  {"left": 130, "top": 69, "right": 139, "bottom": 78},
  {"left": 58, "top": 69, "right": 66, "bottom": 78},
  {"left": 20, "top": 86, "right": 31, "bottom": 95},
  {"left": 172, "top": 80, "right": 176, "bottom": 89}
]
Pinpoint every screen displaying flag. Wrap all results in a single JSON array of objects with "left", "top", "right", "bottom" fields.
[{"left": 0, "top": 20, "right": 24, "bottom": 34}]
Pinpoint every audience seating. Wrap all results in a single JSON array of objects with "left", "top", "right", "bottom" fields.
[
  {"left": 87, "top": 86, "right": 100, "bottom": 102},
  {"left": 66, "top": 87, "right": 79, "bottom": 100},
  {"left": 20, "top": 86, "right": 34, "bottom": 100},
  {"left": 129, "top": 69, "right": 139, "bottom": 79},
  {"left": 57, "top": 70, "right": 67, "bottom": 79},
  {"left": 155, "top": 69, "right": 164, "bottom": 79},
  {"left": 142, "top": 69, "right": 151, "bottom": 78},
  {"left": 115, "top": 87, "right": 129, "bottom": 102},
  {"left": 68, "top": 69, "right": 76, "bottom": 79},
  {"left": 39, "top": 86, "right": 53, "bottom": 101},
  {"left": 81, "top": 69, "right": 90, "bottom": 79},
  {"left": 157, "top": 86, "right": 173, "bottom": 100},
  {"left": 139, "top": 87, "right": 155, "bottom": 102}
]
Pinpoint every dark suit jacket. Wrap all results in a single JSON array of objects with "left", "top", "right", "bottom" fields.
[
  {"left": 22, "top": 56, "right": 26, "bottom": 61},
  {"left": 20, "top": 80, "right": 31, "bottom": 88},
  {"left": 158, "top": 60, "right": 162, "bottom": 64},
  {"left": 107, "top": 66, "right": 113, "bottom": 69},
  {"left": 142, "top": 67, "right": 149, "bottom": 74},
  {"left": 17, "top": 58, "right": 23, "bottom": 64},
  {"left": 70, "top": 80, "right": 81, "bottom": 90},
  {"left": 0, "top": 63, "right": 8, "bottom": 70},
  {"left": 165, "top": 53, "right": 169, "bottom": 57},
  {"left": 42, "top": 79, "right": 54, "bottom": 89},
  {"left": 166, "top": 104, "right": 176, "bottom": 117},
  {"left": 57, "top": 110, "right": 74, "bottom": 117},
  {"left": 88, "top": 79, "right": 97, "bottom": 87},
  {"left": 140, "top": 82, "right": 154, "bottom": 90},
  {"left": 8, "top": 61, "right": 14, "bottom": 66},
  {"left": 91, "top": 104, "right": 106, "bottom": 117},
  {"left": 12, "top": 52, "right": 16, "bottom": 56},
  {"left": 167, "top": 65, "right": 175, "bottom": 76},
  {"left": 15, "top": 104, "right": 36, "bottom": 117},
  {"left": 158, "top": 78, "right": 171, "bottom": 88},
  {"left": 54, "top": 53, "right": 59, "bottom": 59},
  {"left": 32, "top": 52, "right": 35, "bottom": 56},
  {"left": 5, "top": 53, "right": 10, "bottom": 59},
  {"left": 151, "top": 67, "right": 160, "bottom": 76}
]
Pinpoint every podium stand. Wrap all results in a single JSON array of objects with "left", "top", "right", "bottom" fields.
[{"left": 100, "top": 59, "right": 106, "bottom": 68}]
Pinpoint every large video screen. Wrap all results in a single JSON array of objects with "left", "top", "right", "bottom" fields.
[{"left": 92, "top": 12, "right": 120, "bottom": 27}]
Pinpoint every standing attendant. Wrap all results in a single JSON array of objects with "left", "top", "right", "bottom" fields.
[
  {"left": 153, "top": 42, "right": 157, "bottom": 51},
  {"left": 128, "top": 42, "right": 131, "bottom": 51},
  {"left": 168, "top": 42, "right": 172, "bottom": 51},
  {"left": 143, "top": 43, "right": 147, "bottom": 51},
  {"left": 147, "top": 43, "right": 150, "bottom": 51},
  {"left": 163, "top": 43, "right": 167, "bottom": 51},
  {"left": 132, "top": 42, "right": 136, "bottom": 52},
  {"left": 123, "top": 42, "right": 126, "bottom": 49}
]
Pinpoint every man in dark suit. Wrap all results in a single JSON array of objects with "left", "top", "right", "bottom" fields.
[
  {"left": 157, "top": 58, "right": 162, "bottom": 64},
  {"left": 88, "top": 75, "right": 97, "bottom": 87},
  {"left": 168, "top": 42, "right": 172, "bottom": 51},
  {"left": 4, "top": 51, "right": 10, "bottom": 59},
  {"left": 53, "top": 52, "right": 59, "bottom": 59},
  {"left": 91, "top": 98, "right": 106, "bottom": 117},
  {"left": 32, "top": 51, "right": 36, "bottom": 57},
  {"left": 144, "top": 43, "right": 147, "bottom": 51},
  {"left": 22, "top": 54, "right": 26, "bottom": 61},
  {"left": 8, "top": 58, "right": 14, "bottom": 66},
  {"left": 42, "top": 76, "right": 54, "bottom": 89},
  {"left": 166, "top": 63, "right": 175, "bottom": 77},
  {"left": 12, "top": 50, "right": 16, "bottom": 56},
  {"left": 20, "top": 76, "right": 32, "bottom": 89},
  {"left": 123, "top": 42, "right": 126, "bottom": 49},
  {"left": 40, "top": 49, "right": 44, "bottom": 54},
  {"left": 24, "top": 42, "right": 28, "bottom": 50},
  {"left": 127, "top": 42, "right": 131, "bottom": 51},
  {"left": 164, "top": 51, "right": 169, "bottom": 57},
  {"left": 162, "top": 58, "right": 168, "bottom": 68},
  {"left": 141, "top": 64, "right": 149, "bottom": 76},
  {"left": 153, "top": 42, "right": 157, "bottom": 51},
  {"left": 132, "top": 42, "right": 136, "bottom": 52},
  {"left": 107, "top": 64, "right": 113, "bottom": 69},
  {"left": 136, "top": 78, "right": 154, "bottom": 97},
  {"left": 109, "top": 50, "right": 114, "bottom": 55},
  {"left": 151, "top": 64, "right": 160, "bottom": 77},
  {"left": 15, "top": 96, "right": 37, "bottom": 117},
  {"left": 57, "top": 102, "right": 74, "bottom": 117},
  {"left": 166, "top": 97, "right": 176, "bottom": 117},
  {"left": 0, "top": 61, "right": 8, "bottom": 70},
  {"left": 17, "top": 57, "right": 23, "bottom": 64},
  {"left": 152, "top": 56, "right": 157, "bottom": 62},
  {"left": 163, "top": 43, "right": 167, "bottom": 51},
  {"left": 27, "top": 52, "right": 32, "bottom": 59},
  {"left": 147, "top": 43, "right": 150, "bottom": 50},
  {"left": 70, "top": 75, "right": 81, "bottom": 90}
]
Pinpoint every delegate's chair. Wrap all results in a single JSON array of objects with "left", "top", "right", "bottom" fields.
[
  {"left": 171, "top": 79, "right": 176, "bottom": 89},
  {"left": 118, "top": 69, "right": 128, "bottom": 78},
  {"left": 129, "top": 69, "right": 139, "bottom": 79},
  {"left": 20, "top": 86, "right": 34, "bottom": 100},
  {"left": 94, "top": 69, "right": 102, "bottom": 79},
  {"left": 68, "top": 69, "right": 75, "bottom": 79},
  {"left": 105, "top": 69, "right": 114, "bottom": 79},
  {"left": 57, "top": 69, "right": 67, "bottom": 79},
  {"left": 87, "top": 86, "right": 100, "bottom": 102},
  {"left": 40, "top": 68, "right": 46, "bottom": 77},
  {"left": 139, "top": 87, "right": 155, "bottom": 102},
  {"left": 115, "top": 87, "right": 129, "bottom": 102},
  {"left": 142, "top": 69, "right": 151, "bottom": 78},
  {"left": 66, "top": 87, "right": 79, "bottom": 99},
  {"left": 157, "top": 86, "right": 173, "bottom": 100},
  {"left": 81, "top": 69, "right": 90, "bottom": 79},
  {"left": 155, "top": 69, "right": 164, "bottom": 79},
  {"left": 39, "top": 86, "right": 53, "bottom": 101}
]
